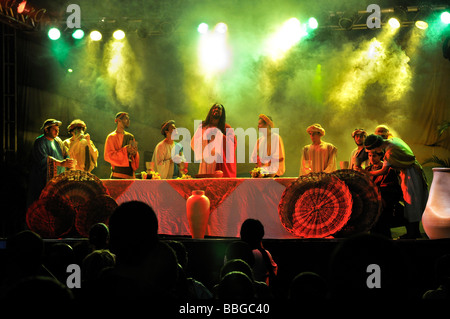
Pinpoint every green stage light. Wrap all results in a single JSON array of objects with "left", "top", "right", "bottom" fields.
[
  {"left": 72, "top": 29, "right": 84, "bottom": 39},
  {"left": 308, "top": 17, "right": 318, "bottom": 29},
  {"left": 441, "top": 11, "right": 450, "bottom": 24},
  {"left": 48, "top": 28, "right": 61, "bottom": 40}
]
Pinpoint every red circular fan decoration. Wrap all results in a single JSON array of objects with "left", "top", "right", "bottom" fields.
[
  {"left": 27, "top": 170, "right": 117, "bottom": 238},
  {"left": 26, "top": 196, "right": 76, "bottom": 238},
  {"left": 75, "top": 194, "right": 118, "bottom": 237},
  {"left": 40, "top": 170, "right": 108, "bottom": 212},
  {"left": 332, "top": 169, "right": 382, "bottom": 237},
  {"left": 278, "top": 173, "right": 353, "bottom": 238}
]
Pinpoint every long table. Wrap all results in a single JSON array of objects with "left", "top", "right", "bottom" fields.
[{"left": 101, "top": 178, "right": 298, "bottom": 239}]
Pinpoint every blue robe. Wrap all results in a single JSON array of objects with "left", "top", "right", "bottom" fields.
[{"left": 27, "top": 135, "right": 66, "bottom": 207}]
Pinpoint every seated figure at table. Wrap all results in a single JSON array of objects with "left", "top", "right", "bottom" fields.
[
  {"left": 63, "top": 119, "right": 99, "bottom": 173},
  {"left": 250, "top": 114, "right": 285, "bottom": 177},
  {"left": 152, "top": 120, "right": 187, "bottom": 179}
]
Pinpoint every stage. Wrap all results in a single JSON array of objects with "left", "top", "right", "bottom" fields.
[{"left": 102, "top": 177, "right": 299, "bottom": 239}]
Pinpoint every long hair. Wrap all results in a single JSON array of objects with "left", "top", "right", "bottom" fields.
[{"left": 202, "top": 103, "right": 226, "bottom": 134}]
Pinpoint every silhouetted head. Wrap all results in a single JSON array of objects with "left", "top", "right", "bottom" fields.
[
  {"left": 240, "top": 219, "right": 265, "bottom": 249},
  {"left": 108, "top": 201, "right": 159, "bottom": 266},
  {"left": 217, "top": 271, "right": 255, "bottom": 299}
]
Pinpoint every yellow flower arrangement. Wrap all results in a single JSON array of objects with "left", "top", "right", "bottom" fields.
[{"left": 141, "top": 170, "right": 161, "bottom": 180}]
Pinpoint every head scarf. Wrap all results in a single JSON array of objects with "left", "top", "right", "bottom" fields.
[
  {"left": 160, "top": 120, "right": 175, "bottom": 136},
  {"left": 352, "top": 128, "right": 367, "bottom": 138},
  {"left": 306, "top": 123, "right": 325, "bottom": 136},
  {"left": 40, "top": 119, "right": 62, "bottom": 131},
  {"left": 115, "top": 112, "right": 129, "bottom": 123},
  {"left": 258, "top": 114, "right": 274, "bottom": 128},
  {"left": 67, "top": 119, "right": 87, "bottom": 133}
]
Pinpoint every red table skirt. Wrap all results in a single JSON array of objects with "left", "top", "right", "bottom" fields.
[{"left": 102, "top": 178, "right": 298, "bottom": 239}]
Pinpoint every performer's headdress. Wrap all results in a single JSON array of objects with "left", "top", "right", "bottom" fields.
[
  {"left": 352, "top": 128, "right": 367, "bottom": 138},
  {"left": 115, "top": 112, "right": 129, "bottom": 123},
  {"left": 67, "top": 119, "right": 87, "bottom": 133},
  {"left": 364, "top": 134, "right": 384, "bottom": 150},
  {"left": 374, "top": 125, "right": 393, "bottom": 138},
  {"left": 161, "top": 120, "right": 175, "bottom": 136},
  {"left": 41, "top": 119, "right": 62, "bottom": 131},
  {"left": 306, "top": 123, "right": 325, "bottom": 136},
  {"left": 259, "top": 114, "right": 274, "bottom": 128}
]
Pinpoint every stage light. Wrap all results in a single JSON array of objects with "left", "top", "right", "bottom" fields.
[
  {"left": 415, "top": 21, "right": 428, "bottom": 30},
  {"left": 17, "top": 0, "right": 27, "bottom": 13},
  {"left": 90, "top": 30, "right": 102, "bottom": 41},
  {"left": 198, "top": 29, "right": 231, "bottom": 75},
  {"left": 113, "top": 29, "right": 125, "bottom": 40},
  {"left": 67, "top": 69, "right": 73, "bottom": 73},
  {"left": 388, "top": 17, "right": 401, "bottom": 29},
  {"left": 215, "top": 22, "right": 228, "bottom": 34},
  {"left": 197, "top": 23, "right": 209, "bottom": 34},
  {"left": 72, "top": 29, "right": 84, "bottom": 39},
  {"left": 308, "top": 17, "right": 318, "bottom": 30},
  {"left": 441, "top": 11, "right": 450, "bottom": 24},
  {"left": 48, "top": 28, "right": 61, "bottom": 40},
  {"left": 338, "top": 18, "right": 354, "bottom": 30},
  {"left": 266, "top": 18, "right": 307, "bottom": 61}
]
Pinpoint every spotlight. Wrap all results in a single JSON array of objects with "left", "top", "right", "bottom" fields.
[
  {"left": 388, "top": 18, "right": 401, "bottom": 29},
  {"left": 441, "top": 11, "right": 450, "bottom": 24},
  {"left": 48, "top": 28, "right": 61, "bottom": 40},
  {"left": 89, "top": 30, "right": 102, "bottom": 41},
  {"left": 197, "top": 23, "right": 209, "bottom": 34},
  {"left": 113, "top": 29, "right": 125, "bottom": 40},
  {"left": 215, "top": 22, "right": 228, "bottom": 34},
  {"left": 308, "top": 17, "right": 318, "bottom": 30},
  {"left": 415, "top": 21, "right": 428, "bottom": 29},
  {"left": 72, "top": 29, "right": 85, "bottom": 39}
]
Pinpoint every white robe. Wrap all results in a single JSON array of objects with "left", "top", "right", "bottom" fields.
[{"left": 300, "top": 141, "right": 337, "bottom": 176}]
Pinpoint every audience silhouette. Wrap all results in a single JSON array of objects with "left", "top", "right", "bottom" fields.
[{"left": 1, "top": 199, "right": 446, "bottom": 307}]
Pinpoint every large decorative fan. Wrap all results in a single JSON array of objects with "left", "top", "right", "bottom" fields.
[
  {"left": 278, "top": 173, "right": 353, "bottom": 238},
  {"left": 26, "top": 196, "right": 76, "bottom": 238},
  {"left": 332, "top": 169, "right": 382, "bottom": 237},
  {"left": 27, "top": 170, "right": 117, "bottom": 238},
  {"left": 75, "top": 194, "right": 118, "bottom": 237},
  {"left": 39, "top": 170, "right": 108, "bottom": 211}
]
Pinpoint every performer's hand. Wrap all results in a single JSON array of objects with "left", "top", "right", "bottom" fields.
[
  {"left": 61, "top": 158, "right": 75, "bottom": 168},
  {"left": 84, "top": 133, "right": 90, "bottom": 143}
]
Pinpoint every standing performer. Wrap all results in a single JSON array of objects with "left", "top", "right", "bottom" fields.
[
  {"left": 63, "top": 119, "right": 98, "bottom": 173},
  {"left": 104, "top": 112, "right": 139, "bottom": 179},
  {"left": 364, "top": 134, "right": 428, "bottom": 239},
  {"left": 300, "top": 124, "right": 337, "bottom": 175},
  {"left": 27, "top": 119, "right": 74, "bottom": 207},
  {"left": 349, "top": 128, "right": 369, "bottom": 170},
  {"left": 191, "top": 103, "right": 236, "bottom": 177},
  {"left": 152, "top": 120, "right": 187, "bottom": 179},
  {"left": 250, "top": 114, "right": 285, "bottom": 177}
]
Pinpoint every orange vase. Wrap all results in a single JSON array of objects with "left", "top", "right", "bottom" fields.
[
  {"left": 186, "top": 190, "right": 211, "bottom": 239},
  {"left": 422, "top": 168, "right": 450, "bottom": 239}
]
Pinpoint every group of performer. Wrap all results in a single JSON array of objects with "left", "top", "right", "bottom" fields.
[{"left": 27, "top": 103, "right": 429, "bottom": 238}]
